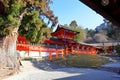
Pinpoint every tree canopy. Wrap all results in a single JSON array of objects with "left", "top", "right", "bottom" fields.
[
  {"left": 0, "top": 0, "right": 57, "bottom": 43},
  {"left": 69, "top": 20, "right": 85, "bottom": 42},
  {"left": 71, "top": 26, "right": 84, "bottom": 42},
  {"left": 69, "top": 20, "right": 78, "bottom": 28}
]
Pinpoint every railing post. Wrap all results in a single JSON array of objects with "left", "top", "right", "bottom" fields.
[
  {"left": 61, "top": 48, "right": 64, "bottom": 58},
  {"left": 55, "top": 44, "right": 58, "bottom": 59},
  {"left": 49, "top": 51, "right": 52, "bottom": 60},
  {"left": 90, "top": 47, "right": 93, "bottom": 54},
  {"left": 77, "top": 45, "right": 79, "bottom": 54},
  {"left": 71, "top": 46, "right": 74, "bottom": 54},
  {"left": 56, "top": 50, "right": 58, "bottom": 59},
  {"left": 86, "top": 47, "right": 89, "bottom": 54},
  {"left": 28, "top": 45, "right": 30, "bottom": 57},
  {"left": 82, "top": 46, "right": 84, "bottom": 54},
  {"left": 66, "top": 47, "right": 68, "bottom": 56}
]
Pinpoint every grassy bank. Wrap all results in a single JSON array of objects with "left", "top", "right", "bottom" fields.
[{"left": 52, "top": 54, "right": 111, "bottom": 68}]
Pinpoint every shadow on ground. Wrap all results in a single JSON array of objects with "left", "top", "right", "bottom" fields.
[
  {"left": 29, "top": 60, "right": 120, "bottom": 80},
  {"left": 31, "top": 60, "right": 66, "bottom": 71}
]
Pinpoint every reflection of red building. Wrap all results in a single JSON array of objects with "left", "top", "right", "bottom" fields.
[{"left": 17, "top": 25, "right": 97, "bottom": 60}]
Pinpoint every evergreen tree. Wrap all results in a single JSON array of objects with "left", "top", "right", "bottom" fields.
[
  {"left": 69, "top": 20, "right": 85, "bottom": 42},
  {"left": 71, "top": 26, "right": 84, "bottom": 42},
  {"left": 69, "top": 20, "right": 78, "bottom": 28},
  {"left": 0, "top": 0, "right": 57, "bottom": 73}
]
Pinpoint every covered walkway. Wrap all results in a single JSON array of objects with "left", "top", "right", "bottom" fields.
[{"left": 17, "top": 25, "right": 97, "bottom": 60}]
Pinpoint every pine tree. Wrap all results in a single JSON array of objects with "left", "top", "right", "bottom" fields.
[{"left": 0, "top": 0, "right": 57, "bottom": 73}]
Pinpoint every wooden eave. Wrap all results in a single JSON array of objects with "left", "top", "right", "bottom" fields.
[
  {"left": 51, "top": 25, "right": 80, "bottom": 37},
  {"left": 44, "top": 39, "right": 64, "bottom": 45},
  {"left": 80, "top": 0, "right": 120, "bottom": 27}
]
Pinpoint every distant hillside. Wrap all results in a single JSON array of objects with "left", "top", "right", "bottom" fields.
[
  {"left": 85, "top": 19, "right": 120, "bottom": 43},
  {"left": 95, "top": 19, "right": 111, "bottom": 32}
]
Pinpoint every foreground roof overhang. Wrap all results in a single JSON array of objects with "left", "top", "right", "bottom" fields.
[{"left": 80, "top": 0, "right": 120, "bottom": 27}]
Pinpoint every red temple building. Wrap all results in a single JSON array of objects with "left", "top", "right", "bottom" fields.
[{"left": 17, "top": 25, "right": 97, "bottom": 60}]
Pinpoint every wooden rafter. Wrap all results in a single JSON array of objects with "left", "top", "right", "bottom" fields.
[{"left": 80, "top": 0, "right": 120, "bottom": 27}]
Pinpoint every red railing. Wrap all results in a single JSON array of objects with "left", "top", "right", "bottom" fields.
[
  {"left": 17, "top": 43, "right": 64, "bottom": 60},
  {"left": 17, "top": 43, "right": 97, "bottom": 60}
]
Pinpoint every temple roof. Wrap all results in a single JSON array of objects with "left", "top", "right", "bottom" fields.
[
  {"left": 80, "top": 0, "right": 120, "bottom": 27},
  {"left": 51, "top": 25, "right": 80, "bottom": 37}
]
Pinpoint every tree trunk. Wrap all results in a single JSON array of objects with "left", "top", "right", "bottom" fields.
[{"left": 0, "top": 28, "right": 19, "bottom": 73}]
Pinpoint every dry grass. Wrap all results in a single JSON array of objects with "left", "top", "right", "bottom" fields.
[{"left": 53, "top": 54, "right": 111, "bottom": 68}]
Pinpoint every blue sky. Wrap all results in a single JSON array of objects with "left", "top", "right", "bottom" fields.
[{"left": 50, "top": 0, "right": 104, "bottom": 29}]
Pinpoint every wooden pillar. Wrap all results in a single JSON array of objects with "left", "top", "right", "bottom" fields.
[
  {"left": 77, "top": 45, "right": 79, "bottom": 54},
  {"left": 28, "top": 45, "right": 30, "bottom": 57},
  {"left": 82, "top": 46, "right": 85, "bottom": 54},
  {"left": 86, "top": 47, "right": 89, "bottom": 54},
  {"left": 92, "top": 47, "right": 95, "bottom": 55},
  {"left": 79, "top": 45, "right": 82, "bottom": 54},
  {"left": 92, "top": 48, "right": 96, "bottom": 55},
  {"left": 56, "top": 50, "right": 58, "bottom": 59},
  {"left": 49, "top": 51, "right": 52, "bottom": 60},
  {"left": 28, "top": 50, "right": 30, "bottom": 57},
  {"left": 91, "top": 47, "right": 94, "bottom": 55},
  {"left": 66, "top": 47, "right": 68, "bottom": 56},
  {"left": 94, "top": 48, "right": 97, "bottom": 55},
  {"left": 86, "top": 47, "right": 88, "bottom": 54},
  {"left": 85, "top": 47, "right": 88, "bottom": 54},
  {"left": 61, "top": 48, "right": 64, "bottom": 58},
  {"left": 71, "top": 46, "right": 74, "bottom": 54},
  {"left": 84, "top": 46, "right": 86, "bottom": 54},
  {"left": 88, "top": 47, "right": 91, "bottom": 54},
  {"left": 39, "top": 49, "right": 41, "bottom": 57},
  {"left": 55, "top": 44, "right": 58, "bottom": 59},
  {"left": 89, "top": 47, "right": 92, "bottom": 54},
  {"left": 39, "top": 46, "right": 41, "bottom": 56}
]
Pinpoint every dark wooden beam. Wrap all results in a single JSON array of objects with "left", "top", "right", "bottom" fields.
[{"left": 80, "top": 0, "right": 120, "bottom": 27}]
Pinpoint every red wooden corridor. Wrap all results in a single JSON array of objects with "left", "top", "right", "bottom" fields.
[{"left": 17, "top": 25, "right": 97, "bottom": 60}]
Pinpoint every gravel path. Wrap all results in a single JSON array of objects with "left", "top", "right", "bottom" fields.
[
  {"left": 31, "top": 60, "right": 66, "bottom": 70},
  {"left": 98, "top": 57, "right": 120, "bottom": 73},
  {"left": 3, "top": 60, "right": 120, "bottom": 80}
]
